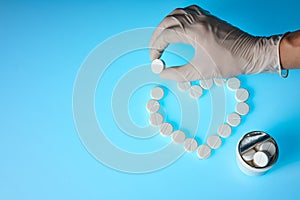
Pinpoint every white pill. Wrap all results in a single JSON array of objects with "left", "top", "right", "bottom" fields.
[
  {"left": 253, "top": 151, "right": 270, "bottom": 167},
  {"left": 259, "top": 141, "right": 276, "bottom": 156},
  {"left": 242, "top": 149, "right": 256, "bottom": 162},
  {"left": 189, "top": 85, "right": 203, "bottom": 99},
  {"left": 171, "top": 130, "right": 186, "bottom": 144},
  {"left": 254, "top": 143, "right": 262, "bottom": 151},
  {"left": 149, "top": 113, "right": 163, "bottom": 127},
  {"left": 151, "top": 59, "right": 165, "bottom": 74},
  {"left": 227, "top": 77, "right": 241, "bottom": 91},
  {"left": 227, "top": 112, "right": 241, "bottom": 127},
  {"left": 151, "top": 86, "right": 164, "bottom": 100},
  {"left": 214, "top": 78, "right": 227, "bottom": 86},
  {"left": 235, "top": 102, "right": 250, "bottom": 116},
  {"left": 207, "top": 135, "right": 222, "bottom": 149},
  {"left": 235, "top": 88, "right": 249, "bottom": 102},
  {"left": 197, "top": 144, "right": 212, "bottom": 159},
  {"left": 184, "top": 138, "right": 198, "bottom": 152},
  {"left": 217, "top": 124, "right": 232, "bottom": 138},
  {"left": 159, "top": 122, "right": 173, "bottom": 137},
  {"left": 177, "top": 81, "right": 191, "bottom": 91},
  {"left": 146, "top": 99, "right": 160, "bottom": 113},
  {"left": 200, "top": 79, "right": 214, "bottom": 90}
]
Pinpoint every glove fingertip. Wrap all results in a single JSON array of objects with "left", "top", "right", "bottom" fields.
[
  {"left": 160, "top": 68, "right": 184, "bottom": 81},
  {"left": 149, "top": 49, "right": 161, "bottom": 61}
]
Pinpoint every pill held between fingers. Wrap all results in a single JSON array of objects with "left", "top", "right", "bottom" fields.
[
  {"left": 253, "top": 151, "right": 270, "bottom": 167},
  {"left": 177, "top": 81, "right": 191, "bottom": 91},
  {"left": 259, "top": 141, "right": 276, "bottom": 156},
  {"left": 227, "top": 77, "right": 241, "bottom": 91},
  {"left": 149, "top": 113, "right": 163, "bottom": 127},
  {"left": 197, "top": 144, "right": 212, "bottom": 159},
  {"left": 214, "top": 78, "right": 227, "bottom": 86},
  {"left": 235, "top": 102, "right": 250, "bottom": 116},
  {"left": 200, "top": 79, "right": 214, "bottom": 90},
  {"left": 151, "top": 59, "right": 165, "bottom": 74},
  {"left": 172, "top": 130, "right": 186, "bottom": 144},
  {"left": 242, "top": 149, "right": 256, "bottom": 161},
  {"left": 217, "top": 124, "right": 232, "bottom": 138},
  {"left": 207, "top": 135, "right": 222, "bottom": 149},
  {"left": 146, "top": 99, "right": 160, "bottom": 113},
  {"left": 235, "top": 88, "right": 249, "bottom": 102},
  {"left": 189, "top": 85, "right": 203, "bottom": 99},
  {"left": 159, "top": 122, "right": 173, "bottom": 137},
  {"left": 151, "top": 86, "right": 164, "bottom": 100},
  {"left": 184, "top": 138, "right": 198, "bottom": 152},
  {"left": 227, "top": 112, "right": 241, "bottom": 127}
]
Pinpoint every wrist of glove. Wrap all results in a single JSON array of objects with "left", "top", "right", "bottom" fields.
[
  {"left": 235, "top": 34, "right": 282, "bottom": 75},
  {"left": 149, "top": 5, "right": 287, "bottom": 81}
]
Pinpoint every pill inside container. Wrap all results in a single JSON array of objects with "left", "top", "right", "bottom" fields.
[{"left": 236, "top": 131, "right": 279, "bottom": 176}]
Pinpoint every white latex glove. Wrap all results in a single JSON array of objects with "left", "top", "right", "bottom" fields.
[{"left": 149, "top": 5, "right": 285, "bottom": 81}]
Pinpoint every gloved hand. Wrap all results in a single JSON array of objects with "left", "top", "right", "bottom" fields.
[{"left": 149, "top": 5, "right": 285, "bottom": 81}]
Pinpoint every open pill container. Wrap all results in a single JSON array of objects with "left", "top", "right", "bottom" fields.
[{"left": 236, "top": 131, "right": 279, "bottom": 176}]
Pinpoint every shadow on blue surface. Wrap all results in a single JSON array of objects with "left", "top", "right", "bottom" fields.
[{"left": 269, "top": 116, "right": 300, "bottom": 171}]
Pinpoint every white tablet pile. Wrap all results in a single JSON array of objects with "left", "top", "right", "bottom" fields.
[
  {"left": 149, "top": 59, "right": 251, "bottom": 160},
  {"left": 241, "top": 140, "right": 277, "bottom": 168}
]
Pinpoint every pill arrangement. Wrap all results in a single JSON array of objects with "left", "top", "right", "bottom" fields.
[{"left": 149, "top": 59, "right": 251, "bottom": 160}]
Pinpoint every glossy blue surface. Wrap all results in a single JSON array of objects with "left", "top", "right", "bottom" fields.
[{"left": 1, "top": 0, "right": 300, "bottom": 199}]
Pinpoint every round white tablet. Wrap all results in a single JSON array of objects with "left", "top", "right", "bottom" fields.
[
  {"left": 227, "top": 112, "right": 241, "bottom": 127},
  {"left": 197, "top": 144, "right": 212, "bottom": 159},
  {"left": 235, "top": 88, "right": 249, "bottom": 102},
  {"left": 146, "top": 99, "right": 160, "bottom": 113},
  {"left": 200, "top": 79, "right": 214, "bottom": 90},
  {"left": 184, "top": 138, "right": 198, "bottom": 152},
  {"left": 235, "top": 102, "right": 250, "bottom": 116},
  {"left": 149, "top": 113, "right": 163, "bottom": 127},
  {"left": 227, "top": 77, "right": 241, "bottom": 91},
  {"left": 253, "top": 151, "right": 270, "bottom": 167},
  {"left": 242, "top": 149, "right": 256, "bottom": 162},
  {"left": 172, "top": 130, "right": 186, "bottom": 144},
  {"left": 151, "top": 59, "right": 165, "bottom": 74},
  {"left": 217, "top": 124, "right": 232, "bottom": 138},
  {"left": 259, "top": 141, "right": 276, "bottom": 156},
  {"left": 159, "top": 122, "right": 173, "bottom": 137},
  {"left": 254, "top": 143, "right": 262, "bottom": 151},
  {"left": 189, "top": 85, "right": 203, "bottom": 99},
  {"left": 207, "top": 135, "right": 222, "bottom": 149},
  {"left": 177, "top": 81, "right": 191, "bottom": 91},
  {"left": 214, "top": 78, "right": 226, "bottom": 86},
  {"left": 151, "top": 86, "right": 164, "bottom": 100}
]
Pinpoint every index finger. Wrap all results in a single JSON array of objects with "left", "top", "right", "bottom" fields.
[{"left": 150, "top": 26, "right": 184, "bottom": 60}]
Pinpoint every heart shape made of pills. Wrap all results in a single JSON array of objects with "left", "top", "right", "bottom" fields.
[{"left": 148, "top": 60, "right": 250, "bottom": 160}]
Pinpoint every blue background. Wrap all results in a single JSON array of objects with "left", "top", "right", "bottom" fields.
[{"left": 1, "top": 0, "right": 300, "bottom": 199}]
